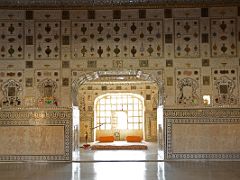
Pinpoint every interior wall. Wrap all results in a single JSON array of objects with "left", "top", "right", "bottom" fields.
[
  {"left": 0, "top": 7, "right": 238, "bottom": 108},
  {"left": 0, "top": 6, "right": 239, "bottom": 160}
]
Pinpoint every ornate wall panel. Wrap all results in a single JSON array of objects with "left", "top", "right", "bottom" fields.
[
  {"left": 210, "top": 18, "right": 237, "bottom": 57},
  {"left": 0, "top": 108, "right": 72, "bottom": 161},
  {"left": 0, "top": 10, "right": 25, "bottom": 20},
  {"left": 0, "top": 70, "right": 24, "bottom": 107},
  {"left": 0, "top": 21, "right": 24, "bottom": 59},
  {"left": 165, "top": 108, "right": 240, "bottom": 160},
  {"left": 0, "top": 70, "right": 23, "bottom": 83},
  {"left": 176, "top": 68, "right": 200, "bottom": 105},
  {"left": 35, "top": 21, "right": 61, "bottom": 60},
  {"left": 35, "top": 70, "right": 60, "bottom": 107},
  {"left": 212, "top": 68, "right": 238, "bottom": 106},
  {"left": 71, "top": 20, "right": 163, "bottom": 59},
  {"left": 174, "top": 19, "right": 200, "bottom": 58}
]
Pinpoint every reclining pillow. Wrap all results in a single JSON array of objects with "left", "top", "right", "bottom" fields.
[
  {"left": 126, "top": 136, "right": 142, "bottom": 142},
  {"left": 99, "top": 136, "right": 114, "bottom": 142}
]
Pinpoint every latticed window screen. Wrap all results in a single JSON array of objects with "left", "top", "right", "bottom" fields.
[{"left": 95, "top": 93, "right": 144, "bottom": 130}]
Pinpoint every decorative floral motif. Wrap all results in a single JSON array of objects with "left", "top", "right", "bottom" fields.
[
  {"left": 174, "top": 19, "right": 200, "bottom": 58},
  {"left": 1, "top": 79, "right": 22, "bottom": 107},
  {"left": 211, "top": 19, "right": 236, "bottom": 57},
  {"left": 0, "top": 21, "right": 24, "bottom": 59},
  {"left": 72, "top": 20, "right": 163, "bottom": 59},
  {"left": 35, "top": 21, "right": 60, "bottom": 59},
  {"left": 214, "top": 76, "right": 237, "bottom": 105},
  {"left": 177, "top": 78, "right": 199, "bottom": 105},
  {"left": 37, "top": 79, "right": 58, "bottom": 107}
]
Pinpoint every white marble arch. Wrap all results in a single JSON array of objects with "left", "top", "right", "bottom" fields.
[{"left": 71, "top": 70, "right": 165, "bottom": 107}]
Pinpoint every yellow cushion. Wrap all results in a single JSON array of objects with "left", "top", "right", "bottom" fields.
[
  {"left": 126, "top": 136, "right": 142, "bottom": 142},
  {"left": 99, "top": 136, "right": 114, "bottom": 142}
]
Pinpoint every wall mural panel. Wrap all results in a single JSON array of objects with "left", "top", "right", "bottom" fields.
[
  {"left": 35, "top": 21, "right": 61, "bottom": 60},
  {"left": 212, "top": 68, "right": 238, "bottom": 106},
  {"left": 174, "top": 19, "right": 200, "bottom": 58},
  {"left": 0, "top": 70, "right": 24, "bottom": 108},
  {"left": 210, "top": 18, "right": 237, "bottom": 57},
  {"left": 35, "top": 70, "right": 60, "bottom": 107},
  {"left": 71, "top": 20, "right": 163, "bottom": 59},
  {"left": 176, "top": 68, "right": 200, "bottom": 105},
  {"left": 0, "top": 21, "right": 24, "bottom": 59}
]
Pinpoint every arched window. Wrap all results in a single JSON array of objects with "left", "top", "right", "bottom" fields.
[{"left": 95, "top": 93, "right": 144, "bottom": 130}]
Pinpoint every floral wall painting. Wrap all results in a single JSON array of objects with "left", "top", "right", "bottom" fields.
[
  {"left": 177, "top": 77, "right": 199, "bottom": 105},
  {"left": 1, "top": 79, "right": 22, "bottom": 107}
]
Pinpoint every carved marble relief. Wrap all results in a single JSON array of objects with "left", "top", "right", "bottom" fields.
[
  {"left": 1, "top": 79, "right": 22, "bottom": 107},
  {"left": 210, "top": 18, "right": 237, "bottom": 57},
  {"left": 35, "top": 70, "right": 60, "bottom": 107},
  {"left": 37, "top": 79, "right": 58, "bottom": 107},
  {"left": 0, "top": 70, "right": 23, "bottom": 107},
  {"left": 35, "top": 21, "right": 60, "bottom": 59},
  {"left": 0, "top": 21, "right": 24, "bottom": 59},
  {"left": 174, "top": 19, "right": 200, "bottom": 58},
  {"left": 176, "top": 69, "right": 200, "bottom": 105},
  {"left": 71, "top": 20, "right": 163, "bottom": 59},
  {"left": 212, "top": 68, "right": 238, "bottom": 105}
]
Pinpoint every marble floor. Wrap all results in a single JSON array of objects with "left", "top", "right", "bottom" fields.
[
  {"left": 1, "top": 142, "right": 239, "bottom": 180},
  {"left": 73, "top": 142, "right": 164, "bottom": 161},
  {"left": 0, "top": 161, "right": 240, "bottom": 180}
]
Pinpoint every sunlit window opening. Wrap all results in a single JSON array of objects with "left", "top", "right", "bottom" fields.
[
  {"left": 203, "top": 95, "right": 211, "bottom": 105},
  {"left": 95, "top": 93, "right": 144, "bottom": 130}
]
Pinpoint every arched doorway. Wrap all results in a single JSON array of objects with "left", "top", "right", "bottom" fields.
[
  {"left": 94, "top": 93, "right": 145, "bottom": 141},
  {"left": 72, "top": 70, "right": 165, "bottom": 161}
]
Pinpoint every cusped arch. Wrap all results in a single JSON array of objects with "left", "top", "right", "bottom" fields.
[{"left": 71, "top": 70, "right": 164, "bottom": 106}]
